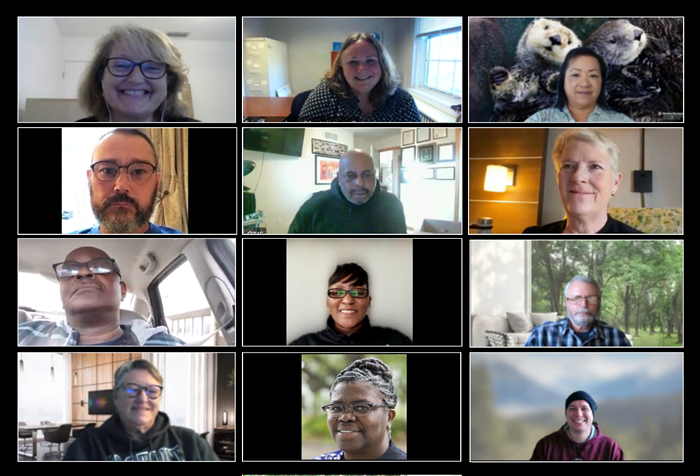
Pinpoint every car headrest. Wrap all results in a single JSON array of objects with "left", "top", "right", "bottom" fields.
[{"left": 119, "top": 309, "right": 149, "bottom": 325}]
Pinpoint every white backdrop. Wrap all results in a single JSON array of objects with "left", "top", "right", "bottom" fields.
[{"left": 287, "top": 239, "right": 413, "bottom": 343}]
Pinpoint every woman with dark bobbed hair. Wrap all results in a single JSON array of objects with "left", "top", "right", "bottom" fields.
[
  {"left": 313, "top": 357, "right": 407, "bottom": 460},
  {"left": 289, "top": 263, "right": 412, "bottom": 345},
  {"left": 298, "top": 32, "right": 420, "bottom": 122},
  {"left": 77, "top": 25, "right": 199, "bottom": 122},
  {"left": 525, "top": 47, "right": 633, "bottom": 122}
]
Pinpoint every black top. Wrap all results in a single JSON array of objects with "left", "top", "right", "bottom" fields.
[
  {"left": 288, "top": 178, "right": 407, "bottom": 234},
  {"left": 76, "top": 115, "right": 201, "bottom": 122},
  {"left": 523, "top": 215, "right": 643, "bottom": 234},
  {"left": 290, "top": 316, "right": 413, "bottom": 345},
  {"left": 298, "top": 80, "right": 421, "bottom": 122}
]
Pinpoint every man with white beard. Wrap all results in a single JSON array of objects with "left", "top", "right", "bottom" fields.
[{"left": 525, "top": 276, "right": 631, "bottom": 346}]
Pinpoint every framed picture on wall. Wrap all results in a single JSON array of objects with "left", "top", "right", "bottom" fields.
[
  {"left": 435, "top": 167, "right": 455, "bottom": 180},
  {"left": 417, "top": 127, "right": 431, "bottom": 143},
  {"left": 437, "top": 142, "right": 456, "bottom": 162},
  {"left": 315, "top": 155, "right": 340, "bottom": 184},
  {"left": 312, "top": 139, "right": 348, "bottom": 158},
  {"left": 402, "top": 129, "right": 415, "bottom": 146},
  {"left": 401, "top": 146, "right": 415, "bottom": 167},
  {"left": 433, "top": 128, "right": 448, "bottom": 140},
  {"left": 418, "top": 143, "right": 435, "bottom": 163}
]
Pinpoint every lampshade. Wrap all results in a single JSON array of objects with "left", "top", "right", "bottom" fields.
[{"left": 484, "top": 165, "right": 508, "bottom": 192}]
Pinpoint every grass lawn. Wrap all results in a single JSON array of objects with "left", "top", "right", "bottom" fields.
[{"left": 632, "top": 332, "right": 682, "bottom": 347}]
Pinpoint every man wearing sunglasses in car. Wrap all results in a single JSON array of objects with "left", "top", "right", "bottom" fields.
[
  {"left": 289, "top": 263, "right": 412, "bottom": 345},
  {"left": 68, "top": 128, "right": 183, "bottom": 234},
  {"left": 18, "top": 246, "right": 185, "bottom": 345}
]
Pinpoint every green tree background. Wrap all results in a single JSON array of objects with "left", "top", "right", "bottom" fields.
[{"left": 531, "top": 241, "right": 683, "bottom": 345}]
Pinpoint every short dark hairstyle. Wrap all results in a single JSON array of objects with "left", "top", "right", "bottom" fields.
[
  {"left": 553, "top": 47, "right": 612, "bottom": 111},
  {"left": 94, "top": 128, "right": 159, "bottom": 167},
  {"left": 328, "top": 263, "right": 368, "bottom": 289}
]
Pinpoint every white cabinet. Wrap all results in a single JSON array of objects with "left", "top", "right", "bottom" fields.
[{"left": 243, "top": 37, "right": 290, "bottom": 97}]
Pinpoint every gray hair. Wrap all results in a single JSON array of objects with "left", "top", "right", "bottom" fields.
[
  {"left": 330, "top": 357, "right": 397, "bottom": 408},
  {"left": 564, "top": 275, "right": 600, "bottom": 298},
  {"left": 553, "top": 129, "right": 621, "bottom": 176},
  {"left": 114, "top": 359, "right": 162, "bottom": 396}
]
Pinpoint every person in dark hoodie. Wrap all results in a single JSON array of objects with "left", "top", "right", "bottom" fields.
[
  {"left": 288, "top": 149, "right": 407, "bottom": 234},
  {"left": 289, "top": 263, "right": 412, "bottom": 345},
  {"left": 530, "top": 390, "right": 625, "bottom": 460},
  {"left": 64, "top": 359, "right": 219, "bottom": 461}
]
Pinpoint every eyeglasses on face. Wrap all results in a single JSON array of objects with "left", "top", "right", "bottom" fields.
[
  {"left": 90, "top": 161, "right": 157, "bottom": 184},
  {"left": 327, "top": 288, "right": 369, "bottom": 298},
  {"left": 321, "top": 402, "right": 389, "bottom": 416},
  {"left": 105, "top": 57, "right": 169, "bottom": 79},
  {"left": 52, "top": 258, "right": 121, "bottom": 280},
  {"left": 121, "top": 383, "right": 163, "bottom": 399},
  {"left": 341, "top": 171, "right": 375, "bottom": 183},
  {"left": 566, "top": 295, "right": 600, "bottom": 305}
]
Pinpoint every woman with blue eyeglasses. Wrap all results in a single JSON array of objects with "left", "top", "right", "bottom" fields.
[
  {"left": 64, "top": 360, "right": 219, "bottom": 461},
  {"left": 289, "top": 263, "right": 412, "bottom": 345},
  {"left": 77, "top": 25, "right": 200, "bottom": 122}
]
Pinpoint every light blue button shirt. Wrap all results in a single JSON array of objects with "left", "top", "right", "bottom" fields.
[{"left": 525, "top": 104, "right": 634, "bottom": 122}]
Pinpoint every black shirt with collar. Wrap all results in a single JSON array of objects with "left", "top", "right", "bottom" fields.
[
  {"left": 523, "top": 215, "right": 643, "bottom": 234},
  {"left": 289, "top": 316, "right": 413, "bottom": 345}
]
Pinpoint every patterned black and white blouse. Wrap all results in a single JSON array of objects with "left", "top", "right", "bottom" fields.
[{"left": 298, "top": 80, "right": 421, "bottom": 122}]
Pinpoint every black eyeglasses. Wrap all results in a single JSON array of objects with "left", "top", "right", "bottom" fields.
[
  {"left": 105, "top": 57, "right": 169, "bottom": 79},
  {"left": 90, "top": 161, "right": 157, "bottom": 184},
  {"left": 328, "top": 288, "right": 369, "bottom": 298},
  {"left": 52, "top": 258, "right": 122, "bottom": 280},
  {"left": 321, "top": 402, "right": 390, "bottom": 416},
  {"left": 120, "top": 383, "right": 163, "bottom": 399}
]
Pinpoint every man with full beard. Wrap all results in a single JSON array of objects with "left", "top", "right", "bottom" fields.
[
  {"left": 69, "top": 128, "right": 182, "bottom": 234},
  {"left": 525, "top": 276, "right": 631, "bottom": 346}
]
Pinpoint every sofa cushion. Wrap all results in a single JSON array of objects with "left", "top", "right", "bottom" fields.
[
  {"left": 485, "top": 330, "right": 516, "bottom": 347},
  {"left": 530, "top": 312, "right": 557, "bottom": 327},
  {"left": 506, "top": 311, "right": 533, "bottom": 333}
]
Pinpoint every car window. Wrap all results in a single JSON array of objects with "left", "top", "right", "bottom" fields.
[{"left": 159, "top": 259, "right": 216, "bottom": 345}]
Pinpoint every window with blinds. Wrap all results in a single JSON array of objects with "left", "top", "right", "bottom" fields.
[{"left": 415, "top": 17, "right": 462, "bottom": 97}]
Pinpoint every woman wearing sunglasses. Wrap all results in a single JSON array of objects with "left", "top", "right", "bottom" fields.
[
  {"left": 289, "top": 263, "right": 412, "bottom": 345},
  {"left": 64, "top": 359, "right": 219, "bottom": 460}
]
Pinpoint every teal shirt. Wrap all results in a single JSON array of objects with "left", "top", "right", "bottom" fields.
[{"left": 525, "top": 104, "right": 634, "bottom": 122}]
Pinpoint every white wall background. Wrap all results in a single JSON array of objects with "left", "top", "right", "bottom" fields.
[
  {"left": 18, "top": 18, "right": 235, "bottom": 122},
  {"left": 470, "top": 240, "right": 528, "bottom": 317},
  {"left": 287, "top": 239, "right": 413, "bottom": 343},
  {"left": 242, "top": 17, "right": 414, "bottom": 95},
  {"left": 541, "top": 128, "right": 683, "bottom": 225}
]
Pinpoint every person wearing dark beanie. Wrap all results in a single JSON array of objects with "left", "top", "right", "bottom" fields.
[{"left": 530, "top": 390, "right": 625, "bottom": 460}]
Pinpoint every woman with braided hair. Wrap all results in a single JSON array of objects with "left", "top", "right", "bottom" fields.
[{"left": 312, "top": 357, "right": 407, "bottom": 460}]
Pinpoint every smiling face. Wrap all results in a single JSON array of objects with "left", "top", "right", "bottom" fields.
[
  {"left": 565, "top": 280, "right": 600, "bottom": 331},
  {"left": 566, "top": 400, "right": 593, "bottom": 437},
  {"left": 327, "top": 277, "right": 371, "bottom": 334},
  {"left": 327, "top": 382, "right": 395, "bottom": 459},
  {"left": 59, "top": 247, "right": 125, "bottom": 322},
  {"left": 557, "top": 140, "right": 621, "bottom": 222},
  {"left": 338, "top": 150, "right": 376, "bottom": 205},
  {"left": 101, "top": 46, "right": 168, "bottom": 122},
  {"left": 564, "top": 55, "right": 602, "bottom": 111},
  {"left": 89, "top": 132, "right": 161, "bottom": 234},
  {"left": 341, "top": 40, "right": 382, "bottom": 99},
  {"left": 115, "top": 369, "right": 161, "bottom": 436}
]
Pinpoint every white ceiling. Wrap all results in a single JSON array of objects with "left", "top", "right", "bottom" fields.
[{"left": 53, "top": 18, "right": 236, "bottom": 42}]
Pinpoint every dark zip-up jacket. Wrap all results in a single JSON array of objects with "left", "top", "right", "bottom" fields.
[
  {"left": 288, "top": 178, "right": 407, "bottom": 234},
  {"left": 290, "top": 316, "right": 412, "bottom": 345}
]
